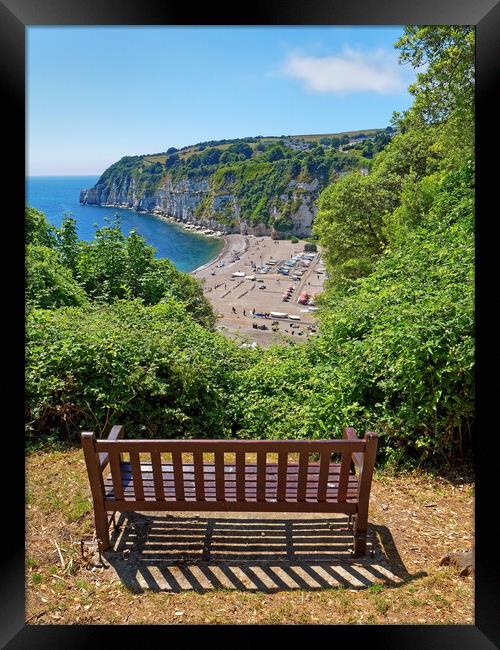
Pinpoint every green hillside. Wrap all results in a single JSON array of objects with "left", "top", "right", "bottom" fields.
[{"left": 90, "top": 129, "right": 394, "bottom": 232}]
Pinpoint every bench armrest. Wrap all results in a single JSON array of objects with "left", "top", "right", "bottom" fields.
[
  {"left": 99, "top": 425, "right": 125, "bottom": 470},
  {"left": 343, "top": 427, "right": 363, "bottom": 470}
]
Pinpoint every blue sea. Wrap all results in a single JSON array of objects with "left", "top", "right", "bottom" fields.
[{"left": 26, "top": 176, "right": 223, "bottom": 272}]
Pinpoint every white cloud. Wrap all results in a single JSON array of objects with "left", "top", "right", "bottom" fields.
[{"left": 282, "top": 47, "right": 406, "bottom": 95}]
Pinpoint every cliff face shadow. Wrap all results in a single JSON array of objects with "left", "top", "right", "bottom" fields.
[{"left": 102, "top": 512, "right": 424, "bottom": 593}]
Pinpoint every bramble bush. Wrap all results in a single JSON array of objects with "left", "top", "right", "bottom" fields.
[{"left": 25, "top": 299, "right": 251, "bottom": 445}]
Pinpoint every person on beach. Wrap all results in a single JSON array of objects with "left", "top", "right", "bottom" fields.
[
  {"left": 243, "top": 309, "right": 246, "bottom": 316},
  {"left": 232, "top": 306, "right": 236, "bottom": 314},
  {"left": 252, "top": 307, "right": 255, "bottom": 315}
]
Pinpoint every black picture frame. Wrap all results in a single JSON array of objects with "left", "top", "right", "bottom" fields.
[{"left": 2, "top": 0, "right": 499, "bottom": 646}]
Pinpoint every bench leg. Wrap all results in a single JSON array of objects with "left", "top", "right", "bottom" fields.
[
  {"left": 94, "top": 507, "right": 111, "bottom": 551},
  {"left": 353, "top": 513, "right": 367, "bottom": 557}
]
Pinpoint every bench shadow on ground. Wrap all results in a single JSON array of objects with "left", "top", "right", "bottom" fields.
[{"left": 101, "top": 513, "right": 426, "bottom": 594}]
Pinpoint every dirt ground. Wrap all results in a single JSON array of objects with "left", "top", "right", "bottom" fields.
[
  {"left": 191, "top": 235, "right": 325, "bottom": 347},
  {"left": 26, "top": 449, "right": 474, "bottom": 625}
]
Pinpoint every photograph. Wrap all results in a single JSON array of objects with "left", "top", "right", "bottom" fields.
[{"left": 23, "top": 22, "right": 476, "bottom": 628}]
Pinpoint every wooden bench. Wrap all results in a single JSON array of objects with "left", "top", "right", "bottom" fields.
[{"left": 82, "top": 426, "right": 377, "bottom": 556}]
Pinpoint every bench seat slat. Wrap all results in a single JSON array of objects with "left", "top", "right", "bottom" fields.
[
  {"left": 102, "top": 499, "right": 359, "bottom": 513},
  {"left": 105, "top": 488, "right": 359, "bottom": 498}
]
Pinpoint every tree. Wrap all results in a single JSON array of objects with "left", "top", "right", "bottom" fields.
[
  {"left": 76, "top": 217, "right": 128, "bottom": 300},
  {"left": 25, "top": 206, "right": 57, "bottom": 247},
  {"left": 394, "top": 26, "right": 474, "bottom": 169},
  {"left": 199, "top": 147, "right": 221, "bottom": 166},
  {"left": 139, "top": 258, "right": 216, "bottom": 329},
  {"left": 265, "top": 146, "right": 285, "bottom": 162},
  {"left": 56, "top": 214, "right": 80, "bottom": 273},
  {"left": 165, "top": 152, "right": 180, "bottom": 169},
  {"left": 166, "top": 147, "right": 178, "bottom": 154},
  {"left": 362, "top": 141, "right": 374, "bottom": 159},
  {"left": 220, "top": 150, "right": 238, "bottom": 164},
  {"left": 227, "top": 142, "right": 253, "bottom": 159},
  {"left": 26, "top": 245, "right": 87, "bottom": 309},
  {"left": 314, "top": 171, "right": 400, "bottom": 283},
  {"left": 371, "top": 126, "right": 441, "bottom": 181},
  {"left": 395, "top": 26, "right": 474, "bottom": 127},
  {"left": 187, "top": 154, "right": 201, "bottom": 169},
  {"left": 125, "top": 229, "right": 155, "bottom": 294}
]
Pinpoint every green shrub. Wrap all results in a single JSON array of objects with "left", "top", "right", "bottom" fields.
[
  {"left": 26, "top": 207, "right": 57, "bottom": 247},
  {"left": 26, "top": 245, "right": 88, "bottom": 309},
  {"left": 314, "top": 165, "right": 474, "bottom": 464},
  {"left": 25, "top": 299, "right": 249, "bottom": 444}
]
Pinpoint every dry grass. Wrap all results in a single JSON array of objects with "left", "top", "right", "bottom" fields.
[{"left": 26, "top": 448, "right": 474, "bottom": 625}]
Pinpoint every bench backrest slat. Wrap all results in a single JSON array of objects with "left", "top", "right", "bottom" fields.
[
  {"left": 151, "top": 451, "right": 165, "bottom": 500},
  {"left": 317, "top": 448, "right": 331, "bottom": 502},
  {"left": 130, "top": 451, "right": 144, "bottom": 500},
  {"left": 338, "top": 449, "right": 353, "bottom": 503},
  {"left": 193, "top": 451, "right": 205, "bottom": 501},
  {"left": 297, "top": 451, "right": 309, "bottom": 502},
  {"left": 277, "top": 451, "right": 288, "bottom": 502},
  {"left": 257, "top": 452, "right": 267, "bottom": 502},
  {"left": 96, "top": 439, "right": 366, "bottom": 454},
  {"left": 236, "top": 452, "right": 246, "bottom": 501},
  {"left": 172, "top": 450, "right": 185, "bottom": 501},
  {"left": 108, "top": 450, "right": 124, "bottom": 500},
  {"left": 215, "top": 450, "right": 225, "bottom": 501}
]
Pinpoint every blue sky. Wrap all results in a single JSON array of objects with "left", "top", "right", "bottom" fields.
[{"left": 27, "top": 26, "right": 417, "bottom": 175}]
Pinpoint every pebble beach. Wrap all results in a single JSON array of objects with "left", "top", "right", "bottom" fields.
[{"left": 191, "top": 234, "right": 326, "bottom": 346}]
